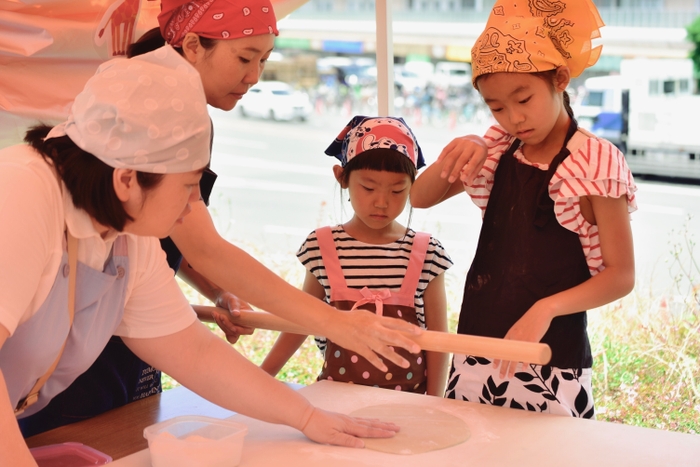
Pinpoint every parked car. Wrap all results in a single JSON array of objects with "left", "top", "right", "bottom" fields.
[
  {"left": 238, "top": 81, "right": 312, "bottom": 121},
  {"left": 430, "top": 61, "right": 471, "bottom": 90},
  {"left": 394, "top": 65, "right": 429, "bottom": 94}
]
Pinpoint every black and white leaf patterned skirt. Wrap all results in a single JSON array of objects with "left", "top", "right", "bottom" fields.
[{"left": 445, "top": 354, "right": 595, "bottom": 418}]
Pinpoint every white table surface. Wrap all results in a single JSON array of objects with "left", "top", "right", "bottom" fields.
[{"left": 111, "top": 380, "right": 699, "bottom": 467}]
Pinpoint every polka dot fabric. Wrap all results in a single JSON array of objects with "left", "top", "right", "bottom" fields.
[
  {"left": 313, "top": 227, "right": 431, "bottom": 394},
  {"left": 319, "top": 302, "right": 428, "bottom": 394},
  {"left": 46, "top": 45, "right": 210, "bottom": 174}
]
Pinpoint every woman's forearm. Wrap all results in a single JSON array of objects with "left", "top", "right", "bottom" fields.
[
  {"left": 171, "top": 202, "right": 422, "bottom": 371},
  {"left": 177, "top": 258, "right": 227, "bottom": 305},
  {"left": 170, "top": 202, "right": 336, "bottom": 335},
  {"left": 0, "top": 371, "right": 39, "bottom": 467},
  {"left": 124, "top": 322, "right": 314, "bottom": 430}
]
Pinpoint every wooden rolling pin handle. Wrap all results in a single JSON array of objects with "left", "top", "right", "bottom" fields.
[
  {"left": 193, "top": 306, "right": 551, "bottom": 365},
  {"left": 414, "top": 330, "right": 552, "bottom": 366}
]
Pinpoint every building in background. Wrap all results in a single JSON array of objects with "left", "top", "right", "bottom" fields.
[
  {"left": 267, "top": 0, "right": 700, "bottom": 179},
  {"left": 274, "top": 0, "right": 699, "bottom": 82}
]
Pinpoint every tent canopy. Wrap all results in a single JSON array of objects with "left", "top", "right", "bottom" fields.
[{"left": 0, "top": 0, "right": 395, "bottom": 146}]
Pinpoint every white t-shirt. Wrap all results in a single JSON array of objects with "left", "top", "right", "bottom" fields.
[{"left": 0, "top": 144, "right": 196, "bottom": 338}]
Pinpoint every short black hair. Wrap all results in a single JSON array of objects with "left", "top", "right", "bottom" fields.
[
  {"left": 127, "top": 27, "right": 217, "bottom": 58},
  {"left": 339, "top": 148, "right": 417, "bottom": 186},
  {"left": 24, "top": 125, "right": 163, "bottom": 231}
]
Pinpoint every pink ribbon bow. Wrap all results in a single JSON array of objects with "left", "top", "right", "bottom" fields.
[{"left": 350, "top": 287, "right": 392, "bottom": 317}]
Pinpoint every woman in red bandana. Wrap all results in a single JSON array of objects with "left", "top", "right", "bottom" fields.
[{"left": 18, "top": 0, "right": 426, "bottom": 439}]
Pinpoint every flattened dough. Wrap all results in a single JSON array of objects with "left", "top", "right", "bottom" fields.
[{"left": 350, "top": 404, "right": 470, "bottom": 455}]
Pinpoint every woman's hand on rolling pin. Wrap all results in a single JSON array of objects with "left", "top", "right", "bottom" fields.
[
  {"left": 329, "top": 309, "right": 422, "bottom": 373},
  {"left": 300, "top": 407, "right": 399, "bottom": 448},
  {"left": 213, "top": 292, "right": 255, "bottom": 344}
]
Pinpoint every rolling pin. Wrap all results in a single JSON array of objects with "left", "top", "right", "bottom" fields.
[{"left": 194, "top": 305, "right": 552, "bottom": 365}]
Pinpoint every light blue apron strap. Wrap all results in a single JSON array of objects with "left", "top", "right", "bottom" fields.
[{"left": 15, "top": 230, "right": 77, "bottom": 416}]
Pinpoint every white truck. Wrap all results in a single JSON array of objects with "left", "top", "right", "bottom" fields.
[{"left": 573, "top": 58, "right": 700, "bottom": 179}]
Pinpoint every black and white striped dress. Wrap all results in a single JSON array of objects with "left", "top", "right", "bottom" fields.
[{"left": 297, "top": 225, "right": 453, "bottom": 354}]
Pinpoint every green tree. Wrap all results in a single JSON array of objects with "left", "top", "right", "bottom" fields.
[{"left": 686, "top": 16, "right": 700, "bottom": 88}]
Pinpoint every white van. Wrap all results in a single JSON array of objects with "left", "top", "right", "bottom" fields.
[
  {"left": 573, "top": 58, "right": 700, "bottom": 179},
  {"left": 572, "top": 74, "right": 626, "bottom": 146}
]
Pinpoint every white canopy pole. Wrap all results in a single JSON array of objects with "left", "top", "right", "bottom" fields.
[{"left": 375, "top": 0, "right": 395, "bottom": 116}]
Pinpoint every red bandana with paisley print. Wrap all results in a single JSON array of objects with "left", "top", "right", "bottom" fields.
[{"left": 159, "top": 0, "right": 278, "bottom": 47}]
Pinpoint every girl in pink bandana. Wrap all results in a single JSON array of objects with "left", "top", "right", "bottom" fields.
[{"left": 261, "top": 116, "right": 453, "bottom": 397}]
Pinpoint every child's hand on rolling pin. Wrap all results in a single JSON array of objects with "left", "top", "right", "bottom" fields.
[{"left": 493, "top": 299, "right": 554, "bottom": 378}]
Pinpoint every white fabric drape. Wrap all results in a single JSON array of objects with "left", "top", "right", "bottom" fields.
[{"left": 0, "top": 0, "right": 309, "bottom": 147}]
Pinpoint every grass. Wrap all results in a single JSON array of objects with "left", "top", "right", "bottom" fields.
[
  {"left": 166, "top": 220, "right": 700, "bottom": 435},
  {"left": 588, "top": 219, "right": 700, "bottom": 433},
  {"left": 589, "top": 295, "right": 699, "bottom": 433}
]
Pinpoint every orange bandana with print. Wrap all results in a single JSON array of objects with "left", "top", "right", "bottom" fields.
[{"left": 471, "top": 0, "right": 604, "bottom": 86}]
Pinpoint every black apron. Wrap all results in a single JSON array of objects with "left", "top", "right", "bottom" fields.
[{"left": 458, "top": 121, "right": 592, "bottom": 369}]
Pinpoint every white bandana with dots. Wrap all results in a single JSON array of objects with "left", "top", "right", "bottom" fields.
[{"left": 47, "top": 45, "right": 211, "bottom": 174}]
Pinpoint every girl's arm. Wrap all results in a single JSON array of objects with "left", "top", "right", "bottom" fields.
[
  {"left": 0, "top": 327, "right": 40, "bottom": 467},
  {"left": 411, "top": 135, "right": 488, "bottom": 209},
  {"left": 422, "top": 272, "right": 449, "bottom": 397},
  {"left": 259, "top": 332, "right": 308, "bottom": 377},
  {"left": 123, "top": 321, "right": 400, "bottom": 447},
  {"left": 496, "top": 195, "right": 635, "bottom": 377},
  {"left": 178, "top": 259, "right": 254, "bottom": 344},
  {"left": 260, "top": 270, "right": 326, "bottom": 376},
  {"left": 170, "top": 202, "right": 421, "bottom": 372}
]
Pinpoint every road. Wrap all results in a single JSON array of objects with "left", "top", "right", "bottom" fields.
[{"left": 207, "top": 107, "right": 700, "bottom": 301}]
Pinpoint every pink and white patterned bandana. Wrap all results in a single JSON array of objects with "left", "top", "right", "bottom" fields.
[
  {"left": 325, "top": 115, "right": 425, "bottom": 169},
  {"left": 158, "top": 0, "right": 279, "bottom": 48}
]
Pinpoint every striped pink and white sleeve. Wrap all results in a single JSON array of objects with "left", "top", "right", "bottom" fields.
[
  {"left": 463, "top": 125, "right": 516, "bottom": 217},
  {"left": 549, "top": 130, "right": 638, "bottom": 275}
]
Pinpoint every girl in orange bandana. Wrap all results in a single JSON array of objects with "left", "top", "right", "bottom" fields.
[{"left": 411, "top": 0, "right": 637, "bottom": 417}]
